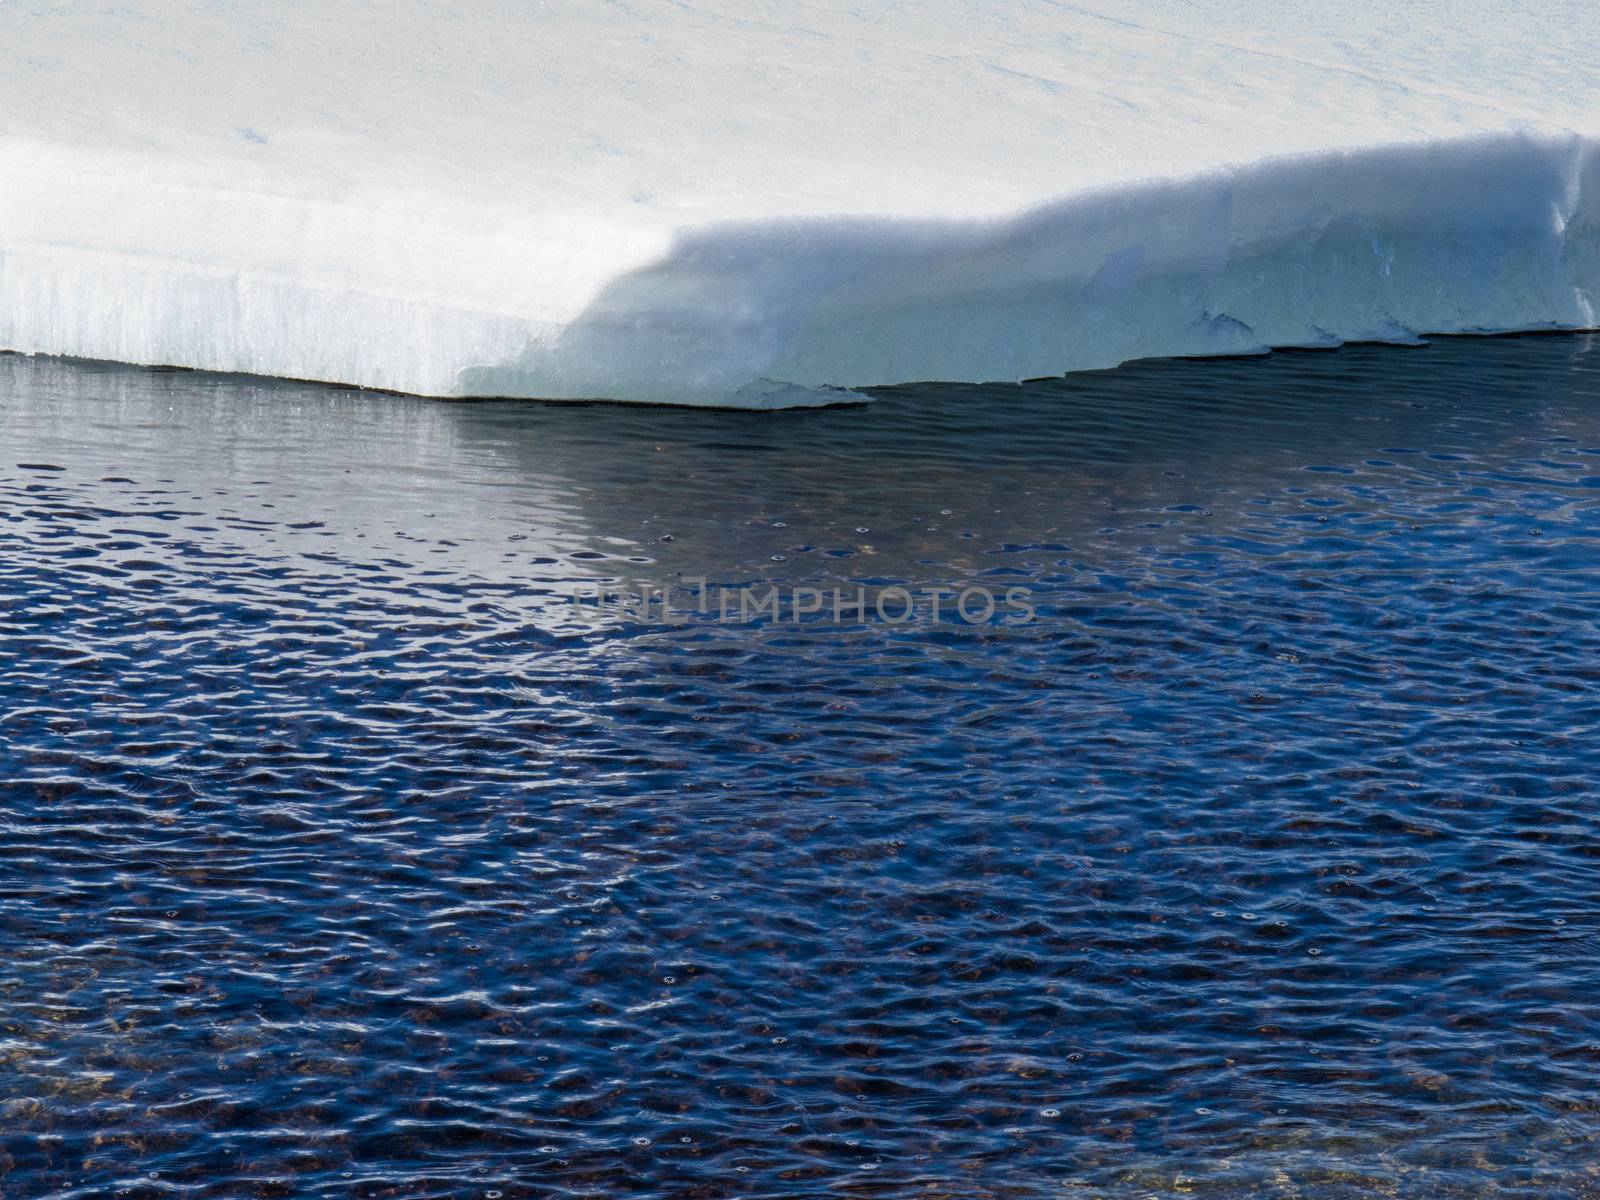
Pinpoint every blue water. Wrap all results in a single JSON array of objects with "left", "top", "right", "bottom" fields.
[{"left": 3, "top": 337, "right": 1599, "bottom": 1198}]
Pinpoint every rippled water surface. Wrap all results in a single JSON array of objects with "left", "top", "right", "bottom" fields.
[{"left": 4, "top": 338, "right": 1600, "bottom": 1198}]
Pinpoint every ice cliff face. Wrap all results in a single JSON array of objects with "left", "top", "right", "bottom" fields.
[{"left": 1, "top": 1, "right": 1596, "bottom": 406}]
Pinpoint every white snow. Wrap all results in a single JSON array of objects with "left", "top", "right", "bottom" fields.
[{"left": 1, "top": 0, "right": 1597, "bottom": 407}]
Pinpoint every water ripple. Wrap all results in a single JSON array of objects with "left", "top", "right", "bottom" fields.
[{"left": 2, "top": 337, "right": 1600, "bottom": 1197}]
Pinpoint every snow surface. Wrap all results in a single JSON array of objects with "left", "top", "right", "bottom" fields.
[{"left": 1, "top": 1, "right": 1597, "bottom": 407}]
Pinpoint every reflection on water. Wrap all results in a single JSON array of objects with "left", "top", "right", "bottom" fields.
[{"left": 2, "top": 337, "right": 1599, "bottom": 1198}]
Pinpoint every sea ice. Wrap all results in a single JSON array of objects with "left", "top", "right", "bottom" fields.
[{"left": 1, "top": 1, "right": 1596, "bottom": 406}]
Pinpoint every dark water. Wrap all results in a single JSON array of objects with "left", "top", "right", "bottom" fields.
[{"left": 3, "top": 337, "right": 1600, "bottom": 1199}]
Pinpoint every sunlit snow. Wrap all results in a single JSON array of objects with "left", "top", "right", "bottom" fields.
[{"left": 1, "top": 0, "right": 1596, "bottom": 406}]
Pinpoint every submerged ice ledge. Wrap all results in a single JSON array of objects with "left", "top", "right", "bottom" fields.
[{"left": 2, "top": 132, "right": 1597, "bottom": 408}]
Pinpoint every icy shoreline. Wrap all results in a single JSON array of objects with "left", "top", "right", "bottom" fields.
[
  {"left": 457, "top": 132, "right": 1599, "bottom": 405},
  {"left": 4, "top": 132, "right": 1595, "bottom": 407},
  {"left": 2, "top": 1, "right": 1596, "bottom": 408}
]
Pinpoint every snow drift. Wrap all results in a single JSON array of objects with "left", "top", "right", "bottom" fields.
[{"left": 1, "top": 1, "right": 1597, "bottom": 407}]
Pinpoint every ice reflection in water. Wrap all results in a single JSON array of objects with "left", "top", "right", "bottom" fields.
[{"left": 2, "top": 336, "right": 1599, "bottom": 1198}]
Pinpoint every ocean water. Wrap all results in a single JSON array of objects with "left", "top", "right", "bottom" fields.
[{"left": 2, "top": 336, "right": 1599, "bottom": 1198}]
